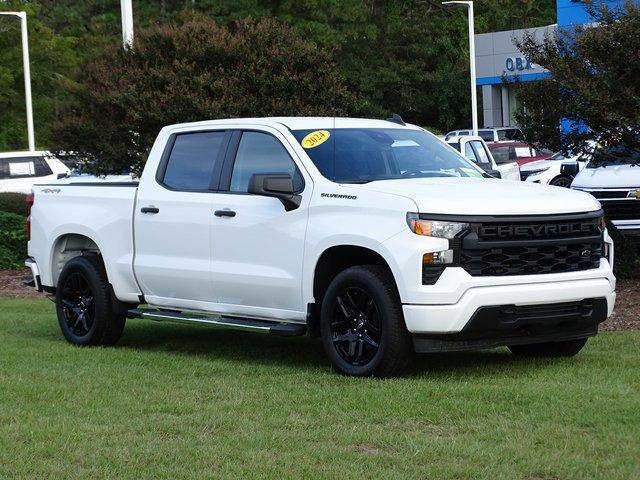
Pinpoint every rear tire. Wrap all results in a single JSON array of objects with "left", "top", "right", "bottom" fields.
[
  {"left": 56, "top": 255, "right": 125, "bottom": 346},
  {"left": 508, "top": 338, "right": 588, "bottom": 357},
  {"left": 320, "top": 265, "right": 412, "bottom": 377}
]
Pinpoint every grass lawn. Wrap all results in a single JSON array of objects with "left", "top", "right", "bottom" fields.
[{"left": 0, "top": 298, "right": 638, "bottom": 479}]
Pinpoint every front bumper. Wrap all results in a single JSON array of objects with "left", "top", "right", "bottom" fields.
[{"left": 403, "top": 276, "right": 615, "bottom": 334}]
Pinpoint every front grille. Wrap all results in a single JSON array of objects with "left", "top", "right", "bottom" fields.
[
  {"left": 458, "top": 212, "right": 603, "bottom": 277},
  {"left": 587, "top": 190, "right": 632, "bottom": 199},
  {"left": 460, "top": 241, "right": 602, "bottom": 276},
  {"left": 600, "top": 200, "right": 640, "bottom": 220}
]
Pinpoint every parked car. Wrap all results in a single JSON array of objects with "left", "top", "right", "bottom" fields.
[
  {"left": 0, "top": 151, "right": 70, "bottom": 194},
  {"left": 445, "top": 127, "right": 524, "bottom": 143},
  {"left": 570, "top": 142, "right": 640, "bottom": 249},
  {"left": 520, "top": 147, "right": 592, "bottom": 187},
  {"left": 446, "top": 135, "right": 521, "bottom": 181},
  {"left": 488, "top": 142, "right": 553, "bottom": 167},
  {"left": 25, "top": 117, "right": 615, "bottom": 377}
]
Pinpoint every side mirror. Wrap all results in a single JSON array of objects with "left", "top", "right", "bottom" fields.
[
  {"left": 483, "top": 169, "right": 502, "bottom": 179},
  {"left": 57, "top": 173, "right": 68, "bottom": 179},
  {"left": 560, "top": 162, "right": 579, "bottom": 178},
  {"left": 248, "top": 173, "right": 302, "bottom": 211}
]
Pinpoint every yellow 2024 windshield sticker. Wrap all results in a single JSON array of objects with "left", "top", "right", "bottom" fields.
[{"left": 301, "top": 130, "right": 330, "bottom": 149}]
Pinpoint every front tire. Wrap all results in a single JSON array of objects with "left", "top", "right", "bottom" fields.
[
  {"left": 320, "top": 265, "right": 412, "bottom": 377},
  {"left": 508, "top": 338, "right": 588, "bottom": 357},
  {"left": 56, "top": 255, "right": 125, "bottom": 346},
  {"left": 549, "top": 175, "right": 573, "bottom": 188}
]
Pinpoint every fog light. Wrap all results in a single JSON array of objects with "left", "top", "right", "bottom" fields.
[{"left": 423, "top": 250, "right": 454, "bottom": 265}]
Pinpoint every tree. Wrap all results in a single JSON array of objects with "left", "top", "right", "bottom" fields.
[
  {"left": 52, "top": 15, "right": 363, "bottom": 176},
  {"left": 510, "top": 2, "right": 640, "bottom": 157}
]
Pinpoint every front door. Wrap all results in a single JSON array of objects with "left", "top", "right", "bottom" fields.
[
  {"left": 209, "top": 129, "right": 309, "bottom": 321},
  {"left": 134, "top": 130, "right": 230, "bottom": 303}
]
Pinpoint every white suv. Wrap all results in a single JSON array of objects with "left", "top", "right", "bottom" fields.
[
  {"left": 0, "top": 151, "right": 70, "bottom": 194},
  {"left": 445, "top": 127, "right": 524, "bottom": 143}
]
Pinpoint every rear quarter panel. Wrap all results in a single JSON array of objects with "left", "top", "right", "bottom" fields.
[{"left": 28, "top": 183, "right": 141, "bottom": 302}]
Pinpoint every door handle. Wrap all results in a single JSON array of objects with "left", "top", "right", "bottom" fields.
[
  {"left": 141, "top": 207, "right": 160, "bottom": 214},
  {"left": 214, "top": 210, "right": 236, "bottom": 218}
]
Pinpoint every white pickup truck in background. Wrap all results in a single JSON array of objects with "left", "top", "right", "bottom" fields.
[
  {"left": 25, "top": 117, "right": 616, "bottom": 376},
  {"left": 445, "top": 135, "right": 521, "bottom": 181},
  {"left": 569, "top": 143, "right": 640, "bottom": 250}
]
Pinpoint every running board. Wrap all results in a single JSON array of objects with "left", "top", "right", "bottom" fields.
[{"left": 126, "top": 308, "right": 307, "bottom": 337}]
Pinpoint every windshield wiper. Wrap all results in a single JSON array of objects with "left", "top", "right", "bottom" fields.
[{"left": 340, "top": 179, "right": 373, "bottom": 184}]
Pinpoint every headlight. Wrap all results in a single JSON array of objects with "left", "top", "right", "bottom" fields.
[
  {"left": 407, "top": 213, "right": 469, "bottom": 239},
  {"left": 523, "top": 167, "right": 550, "bottom": 176}
]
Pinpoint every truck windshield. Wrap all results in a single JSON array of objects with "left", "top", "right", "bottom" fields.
[
  {"left": 292, "top": 128, "right": 483, "bottom": 183},
  {"left": 588, "top": 142, "right": 640, "bottom": 167}
]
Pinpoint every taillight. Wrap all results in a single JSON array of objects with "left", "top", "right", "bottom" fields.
[{"left": 26, "top": 192, "right": 34, "bottom": 241}]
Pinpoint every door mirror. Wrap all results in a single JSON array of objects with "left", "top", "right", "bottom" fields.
[
  {"left": 248, "top": 173, "right": 302, "bottom": 211},
  {"left": 560, "top": 162, "right": 579, "bottom": 178},
  {"left": 483, "top": 169, "right": 502, "bottom": 179}
]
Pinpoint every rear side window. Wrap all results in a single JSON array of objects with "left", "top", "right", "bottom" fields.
[
  {"left": 478, "top": 130, "right": 494, "bottom": 142},
  {"left": 162, "top": 131, "right": 227, "bottom": 191},
  {"left": 498, "top": 129, "right": 523, "bottom": 141},
  {"left": 464, "top": 143, "right": 479, "bottom": 163},
  {"left": 0, "top": 156, "right": 52, "bottom": 179}
]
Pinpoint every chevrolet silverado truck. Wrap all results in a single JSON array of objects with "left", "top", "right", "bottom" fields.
[{"left": 25, "top": 117, "right": 616, "bottom": 377}]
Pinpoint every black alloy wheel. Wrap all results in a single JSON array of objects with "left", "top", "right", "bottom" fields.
[
  {"left": 56, "top": 255, "right": 126, "bottom": 346},
  {"left": 320, "top": 265, "right": 412, "bottom": 377},
  {"left": 60, "top": 271, "right": 95, "bottom": 337},
  {"left": 550, "top": 176, "right": 572, "bottom": 188},
  {"left": 330, "top": 286, "right": 382, "bottom": 367}
]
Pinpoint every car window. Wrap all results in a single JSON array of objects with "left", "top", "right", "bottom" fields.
[
  {"left": 162, "top": 131, "right": 227, "bottom": 191},
  {"left": 490, "top": 146, "right": 511, "bottom": 164},
  {"left": 478, "top": 130, "right": 494, "bottom": 142},
  {"left": 513, "top": 146, "right": 533, "bottom": 158},
  {"left": 470, "top": 141, "right": 491, "bottom": 164},
  {"left": 230, "top": 131, "right": 303, "bottom": 193},
  {"left": 0, "top": 156, "right": 52, "bottom": 179},
  {"left": 464, "top": 143, "right": 479, "bottom": 163},
  {"left": 446, "top": 142, "right": 461, "bottom": 152},
  {"left": 498, "top": 129, "right": 523, "bottom": 141}
]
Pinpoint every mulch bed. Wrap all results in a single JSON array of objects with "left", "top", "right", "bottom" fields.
[{"left": 1, "top": 269, "right": 637, "bottom": 330}]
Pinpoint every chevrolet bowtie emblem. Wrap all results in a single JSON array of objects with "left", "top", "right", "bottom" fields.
[{"left": 630, "top": 190, "right": 640, "bottom": 200}]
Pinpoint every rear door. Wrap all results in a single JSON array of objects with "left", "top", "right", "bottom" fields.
[{"left": 134, "top": 130, "right": 231, "bottom": 303}]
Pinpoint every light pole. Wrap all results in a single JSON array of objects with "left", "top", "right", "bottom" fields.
[
  {"left": 442, "top": 1, "right": 478, "bottom": 136},
  {"left": 0, "top": 11, "right": 35, "bottom": 151},
  {"left": 120, "top": 0, "right": 134, "bottom": 49}
]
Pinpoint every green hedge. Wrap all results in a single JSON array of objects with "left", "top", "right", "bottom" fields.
[
  {"left": 0, "top": 192, "right": 28, "bottom": 217},
  {"left": 0, "top": 211, "right": 27, "bottom": 269}
]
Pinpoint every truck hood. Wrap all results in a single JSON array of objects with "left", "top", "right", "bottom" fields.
[
  {"left": 350, "top": 177, "right": 601, "bottom": 215},
  {"left": 572, "top": 163, "right": 640, "bottom": 189}
]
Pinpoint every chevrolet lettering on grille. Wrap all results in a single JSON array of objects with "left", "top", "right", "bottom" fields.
[{"left": 481, "top": 222, "right": 596, "bottom": 239}]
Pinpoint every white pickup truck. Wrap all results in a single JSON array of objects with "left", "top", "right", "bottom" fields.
[{"left": 25, "top": 117, "right": 616, "bottom": 376}]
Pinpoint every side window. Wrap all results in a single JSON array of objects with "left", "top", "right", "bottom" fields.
[
  {"left": 491, "top": 147, "right": 510, "bottom": 164},
  {"left": 230, "top": 131, "right": 303, "bottom": 193},
  {"left": 464, "top": 143, "right": 479, "bottom": 163},
  {"left": 470, "top": 141, "right": 491, "bottom": 164},
  {"left": 162, "top": 131, "right": 227, "bottom": 191},
  {"left": 478, "top": 130, "right": 494, "bottom": 142},
  {"left": 0, "top": 156, "right": 51, "bottom": 179}
]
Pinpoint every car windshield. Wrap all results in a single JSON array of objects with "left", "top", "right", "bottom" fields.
[
  {"left": 292, "top": 128, "right": 484, "bottom": 183},
  {"left": 588, "top": 141, "right": 640, "bottom": 167}
]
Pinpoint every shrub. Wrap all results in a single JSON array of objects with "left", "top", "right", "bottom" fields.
[
  {"left": 52, "top": 15, "right": 363, "bottom": 176},
  {"left": 0, "top": 192, "right": 28, "bottom": 217},
  {"left": 607, "top": 220, "right": 640, "bottom": 279},
  {"left": 0, "top": 211, "right": 27, "bottom": 269}
]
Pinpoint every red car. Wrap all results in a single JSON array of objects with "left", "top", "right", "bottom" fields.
[{"left": 487, "top": 142, "right": 553, "bottom": 167}]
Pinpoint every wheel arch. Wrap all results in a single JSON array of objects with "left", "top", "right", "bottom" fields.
[
  {"left": 307, "top": 244, "right": 400, "bottom": 336},
  {"left": 50, "top": 232, "right": 104, "bottom": 287}
]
